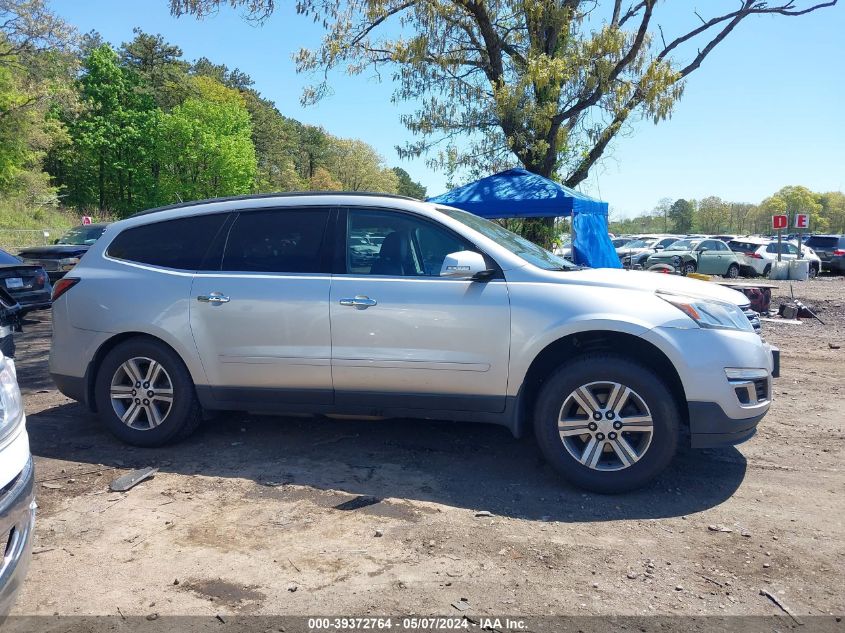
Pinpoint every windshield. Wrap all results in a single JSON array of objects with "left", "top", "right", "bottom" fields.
[
  {"left": 666, "top": 239, "right": 699, "bottom": 251},
  {"left": 622, "top": 239, "right": 650, "bottom": 249},
  {"left": 58, "top": 225, "right": 105, "bottom": 245},
  {"left": 437, "top": 207, "right": 580, "bottom": 270}
]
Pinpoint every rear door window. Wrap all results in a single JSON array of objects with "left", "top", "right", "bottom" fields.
[
  {"left": 221, "top": 209, "right": 331, "bottom": 273},
  {"left": 806, "top": 236, "right": 840, "bottom": 249},
  {"left": 107, "top": 214, "right": 229, "bottom": 270}
]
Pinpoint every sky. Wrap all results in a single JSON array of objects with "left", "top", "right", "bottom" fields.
[{"left": 51, "top": 0, "right": 845, "bottom": 219}]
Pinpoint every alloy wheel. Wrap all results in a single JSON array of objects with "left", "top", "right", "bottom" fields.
[
  {"left": 557, "top": 381, "right": 654, "bottom": 471},
  {"left": 110, "top": 357, "right": 174, "bottom": 430}
]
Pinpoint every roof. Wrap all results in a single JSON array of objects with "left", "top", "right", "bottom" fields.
[
  {"left": 427, "top": 168, "right": 608, "bottom": 218},
  {"left": 130, "top": 191, "right": 420, "bottom": 218}
]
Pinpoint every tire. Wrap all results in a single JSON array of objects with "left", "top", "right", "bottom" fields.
[
  {"left": 682, "top": 261, "right": 696, "bottom": 275},
  {"left": 726, "top": 263, "right": 740, "bottom": 279},
  {"left": 94, "top": 337, "right": 202, "bottom": 447},
  {"left": 808, "top": 264, "right": 818, "bottom": 279},
  {"left": 763, "top": 264, "right": 772, "bottom": 277},
  {"left": 533, "top": 353, "right": 680, "bottom": 494}
]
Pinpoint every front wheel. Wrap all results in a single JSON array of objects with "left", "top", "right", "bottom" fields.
[
  {"left": 94, "top": 337, "right": 202, "bottom": 447},
  {"left": 682, "top": 261, "right": 697, "bottom": 275},
  {"left": 533, "top": 354, "right": 680, "bottom": 493},
  {"left": 726, "top": 263, "right": 740, "bottom": 279}
]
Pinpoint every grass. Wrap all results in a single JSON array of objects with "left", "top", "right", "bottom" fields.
[{"left": 0, "top": 198, "right": 112, "bottom": 251}]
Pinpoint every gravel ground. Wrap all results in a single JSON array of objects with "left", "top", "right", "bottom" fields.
[{"left": 7, "top": 274, "right": 844, "bottom": 620}]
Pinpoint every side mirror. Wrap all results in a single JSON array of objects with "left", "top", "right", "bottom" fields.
[
  {"left": 697, "top": 246, "right": 708, "bottom": 253},
  {"left": 440, "top": 250, "right": 491, "bottom": 280},
  {"left": 654, "top": 245, "right": 665, "bottom": 251}
]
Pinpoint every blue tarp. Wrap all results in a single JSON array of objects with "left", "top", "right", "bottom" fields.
[
  {"left": 572, "top": 207, "right": 621, "bottom": 268},
  {"left": 427, "top": 168, "right": 620, "bottom": 268},
  {"left": 427, "top": 168, "right": 608, "bottom": 218}
]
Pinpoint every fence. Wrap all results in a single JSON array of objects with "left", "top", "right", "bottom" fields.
[{"left": 0, "top": 229, "right": 61, "bottom": 252}]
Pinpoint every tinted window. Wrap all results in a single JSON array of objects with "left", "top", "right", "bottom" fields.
[
  {"left": 108, "top": 214, "right": 228, "bottom": 270},
  {"left": 222, "top": 209, "right": 330, "bottom": 273},
  {"left": 713, "top": 241, "right": 729, "bottom": 252},
  {"left": 729, "top": 241, "right": 760, "bottom": 253},
  {"left": 805, "top": 236, "right": 842, "bottom": 249},
  {"left": 347, "top": 209, "right": 471, "bottom": 276},
  {"left": 0, "top": 249, "right": 20, "bottom": 264},
  {"left": 766, "top": 242, "right": 792, "bottom": 254}
]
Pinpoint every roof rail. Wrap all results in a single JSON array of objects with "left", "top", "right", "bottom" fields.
[{"left": 129, "top": 190, "right": 422, "bottom": 218}]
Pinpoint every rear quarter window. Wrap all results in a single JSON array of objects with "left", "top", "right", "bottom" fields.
[
  {"left": 107, "top": 214, "right": 229, "bottom": 270},
  {"left": 728, "top": 241, "right": 759, "bottom": 253},
  {"left": 805, "top": 236, "right": 841, "bottom": 248}
]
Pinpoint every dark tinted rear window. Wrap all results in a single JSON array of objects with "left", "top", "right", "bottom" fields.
[
  {"left": 0, "top": 249, "right": 20, "bottom": 265},
  {"left": 805, "top": 236, "right": 843, "bottom": 248},
  {"left": 222, "top": 209, "right": 330, "bottom": 273},
  {"left": 107, "top": 214, "right": 228, "bottom": 270},
  {"left": 728, "top": 241, "right": 760, "bottom": 253}
]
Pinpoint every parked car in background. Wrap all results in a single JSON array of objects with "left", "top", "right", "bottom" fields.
[
  {"left": 646, "top": 238, "right": 741, "bottom": 277},
  {"left": 18, "top": 223, "right": 108, "bottom": 281},
  {"left": 0, "top": 249, "right": 51, "bottom": 315},
  {"left": 804, "top": 235, "right": 845, "bottom": 274},
  {"left": 50, "top": 193, "right": 776, "bottom": 494},
  {"left": 0, "top": 291, "right": 34, "bottom": 620},
  {"left": 728, "top": 238, "right": 820, "bottom": 278},
  {"left": 618, "top": 236, "right": 682, "bottom": 268}
]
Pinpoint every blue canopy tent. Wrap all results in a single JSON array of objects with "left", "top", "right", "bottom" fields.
[{"left": 427, "top": 168, "right": 620, "bottom": 268}]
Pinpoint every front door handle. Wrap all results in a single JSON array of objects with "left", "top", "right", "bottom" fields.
[
  {"left": 197, "top": 292, "right": 230, "bottom": 304},
  {"left": 339, "top": 295, "right": 377, "bottom": 309}
]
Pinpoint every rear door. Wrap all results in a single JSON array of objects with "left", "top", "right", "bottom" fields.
[
  {"left": 329, "top": 208, "right": 511, "bottom": 413},
  {"left": 189, "top": 207, "right": 334, "bottom": 406}
]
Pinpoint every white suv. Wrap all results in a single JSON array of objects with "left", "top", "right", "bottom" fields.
[
  {"left": 729, "top": 237, "right": 820, "bottom": 278},
  {"left": 49, "top": 194, "right": 778, "bottom": 493}
]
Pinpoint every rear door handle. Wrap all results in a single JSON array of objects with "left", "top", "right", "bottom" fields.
[
  {"left": 339, "top": 295, "right": 377, "bottom": 309},
  {"left": 197, "top": 292, "right": 230, "bottom": 304}
]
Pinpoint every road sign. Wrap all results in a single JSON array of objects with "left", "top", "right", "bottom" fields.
[
  {"left": 794, "top": 213, "right": 809, "bottom": 229},
  {"left": 772, "top": 215, "right": 788, "bottom": 230},
  {"left": 81, "top": 215, "right": 92, "bottom": 225}
]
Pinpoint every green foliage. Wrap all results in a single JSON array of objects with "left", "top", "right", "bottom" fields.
[
  {"left": 669, "top": 198, "right": 694, "bottom": 234},
  {"left": 155, "top": 76, "right": 257, "bottom": 204},
  {"left": 392, "top": 167, "right": 426, "bottom": 199}
]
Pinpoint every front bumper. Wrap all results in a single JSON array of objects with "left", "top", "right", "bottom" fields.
[
  {"left": 688, "top": 402, "right": 766, "bottom": 448},
  {"left": 0, "top": 456, "right": 35, "bottom": 620}
]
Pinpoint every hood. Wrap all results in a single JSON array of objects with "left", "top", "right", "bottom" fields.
[
  {"left": 17, "top": 244, "right": 90, "bottom": 258},
  {"left": 553, "top": 268, "right": 749, "bottom": 306},
  {"left": 650, "top": 249, "right": 690, "bottom": 258}
]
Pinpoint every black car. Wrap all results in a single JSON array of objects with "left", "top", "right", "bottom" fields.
[
  {"left": 17, "top": 223, "right": 108, "bottom": 281},
  {"left": 804, "top": 235, "right": 845, "bottom": 274},
  {"left": 0, "top": 248, "right": 52, "bottom": 315}
]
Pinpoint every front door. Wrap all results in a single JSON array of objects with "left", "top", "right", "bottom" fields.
[
  {"left": 190, "top": 207, "right": 334, "bottom": 405},
  {"left": 330, "top": 208, "right": 511, "bottom": 413},
  {"left": 696, "top": 240, "right": 725, "bottom": 274}
]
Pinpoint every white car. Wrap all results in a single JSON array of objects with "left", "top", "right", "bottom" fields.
[
  {"left": 50, "top": 193, "right": 777, "bottom": 493},
  {"left": 728, "top": 237, "right": 820, "bottom": 277},
  {"left": 0, "top": 350, "right": 34, "bottom": 619}
]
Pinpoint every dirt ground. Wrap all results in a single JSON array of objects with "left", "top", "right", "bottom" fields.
[{"left": 8, "top": 274, "right": 845, "bottom": 620}]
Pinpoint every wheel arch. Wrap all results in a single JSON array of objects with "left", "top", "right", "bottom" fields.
[
  {"left": 513, "top": 330, "right": 688, "bottom": 438},
  {"left": 85, "top": 332, "right": 192, "bottom": 413}
]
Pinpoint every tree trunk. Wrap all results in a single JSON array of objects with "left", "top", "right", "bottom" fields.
[{"left": 98, "top": 154, "right": 105, "bottom": 211}]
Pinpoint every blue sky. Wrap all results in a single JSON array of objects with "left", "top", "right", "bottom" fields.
[{"left": 52, "top": 0, "right": 844, "bottom": 218}]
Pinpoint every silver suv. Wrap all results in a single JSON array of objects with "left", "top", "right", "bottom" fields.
[{"left": 49, "top": 193, "right": 778, "bottom": 493}]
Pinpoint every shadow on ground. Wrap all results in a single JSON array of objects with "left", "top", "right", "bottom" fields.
[{"left": 27, "top": 401, "right": 747, "bottom": 523}]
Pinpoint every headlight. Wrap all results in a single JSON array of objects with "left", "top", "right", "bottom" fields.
[
  {"left": 0, "top": 355, "right": 24, "bottom": 443},
  {"left": 657, "top": 291, "right": 754, "bottom": 332}
]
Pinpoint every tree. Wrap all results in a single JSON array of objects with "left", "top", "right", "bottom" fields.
[
  {"left": 653, "top": 197, "right": 672, "bottom": 233},
  {"left": 326, "top": 138, "right": 398, "bottom": 193},
  {"left": 119, "top": 28, "right": 190, "bottom": 109},
  {"left": 695, "top": 196, "right": 729, "bottom": 234},
  {"left": 761, "top": 185, "right": 824, "bottom": 231},
  {"left": 392, "top": 166, "right": 426, "bottom": 199},
  {"left": 155, "top": 75, "right": 257, "bottom": 204},
  {"left": 242, "top": 90, "right": 303, "bottom": 192},
  {"left": 57, "top": 44, "right": 159, "bottom": 213},
  {"left": 819, "top": 191, "right": 845, "bottom": 233},
  {"left": 172, "top": 0, "right": 836, "bottom": 246},
  {"left": 668, "top": 198, "right": 693, "bottom": 234}
]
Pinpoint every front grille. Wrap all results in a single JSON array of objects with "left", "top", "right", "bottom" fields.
[{"left": 754, "top": 378, "right": 768, "bottom": 401}]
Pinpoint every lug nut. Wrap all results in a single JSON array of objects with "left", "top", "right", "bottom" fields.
[
  {"left": 606, "top": 411, "right": 615, "bottom": 420},
  {"left": 588, "top": 422, "right": 598, "bottom": 431},
  {"left": 596, "top": 432, "right": 605, "bottom": 441},
  {"left": 134, "top": 398, "right": 141, "bottom": 404},
  {"left": 608, "top": 432, "right": 617, "bottom": 440},
  {"left": 143, "top": 399, "right": 149, "bottom": 405},
  {"left": 613, "top": 421, "right": 622, "bottom": 430},
  {"left": 593, "top": 412, "right": 602, "bottom": 421},
  {"left": 143, "top": 382, "right": 150, "bottom": 389},
  {"left": 147, "top": 390, "right": 154, "bottom": 397},
  {"left": 135, "top": 381, "right": 141, "bottom": 388},
  {"left": 131, "top": 390, "right": 137, "bottom": 396}
]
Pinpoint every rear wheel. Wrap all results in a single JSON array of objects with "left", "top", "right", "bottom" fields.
[
  {"left": 726, "top": 263, "right": 740, "bottom": 278},
  {"left": 533, "top": 354, "right": 680, "bottom": 493},
  {"left": 808, "top": 264, "right": 818, "bottom": 279},
  {"left": 94, "top": 338, "right": 202, "bottom": 447},
  {"left": 763, "top": 263, "right": 772, "bottom": 277}
]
